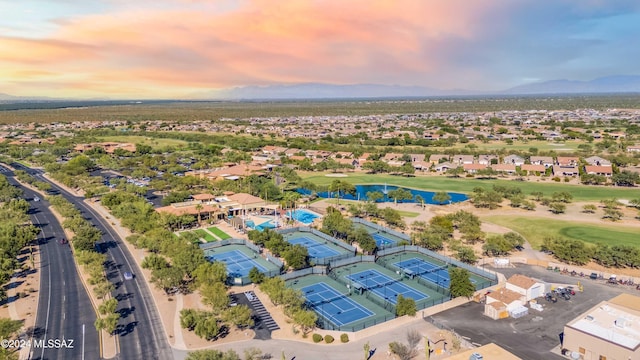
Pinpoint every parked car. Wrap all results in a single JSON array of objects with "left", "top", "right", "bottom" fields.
[
  {"left": 589, "top": 273, "right": 598, "bottom": 280},
  {"left": 33, "top": 196, "right": 40, "bottom": 202}
]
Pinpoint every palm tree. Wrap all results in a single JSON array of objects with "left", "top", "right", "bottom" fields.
[{"left": 415, "top": 195, "right": 425, "bottom": 209}]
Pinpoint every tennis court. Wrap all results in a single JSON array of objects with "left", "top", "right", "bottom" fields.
[
  {"left": 301, "top": 282, "right": 374, "bottom": 327},
  {"left": 207, "top": 249, "right": 267, "bottom": 278},
  {"left": 372, "top": 233, "right": 397, "bottom": 247},
  {"left": 347, "top": 269, "right": 428, "bottom": 304},
  {"left": 395, "top": 257, "right": 477, "bottom": 288},
  {"left": 288, "top": 236, "right": 341, "bottom": 259}
]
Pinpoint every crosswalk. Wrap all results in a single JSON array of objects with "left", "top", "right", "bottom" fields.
[{"left": 245, "top": 291, "right": 280, "bottom": 331}]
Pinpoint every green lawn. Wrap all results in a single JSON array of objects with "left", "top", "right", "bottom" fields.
[
  {"left": 208, "top": 227, "right": 231, "bottom": 240},
  {"left": 96, "top": 135, "right": 188, "bottom": 149},
  {"left": 435, "top": 140, "right": 583, "bottom": 152},
  {"left": 300, "top": 172, "right": 640, "bottom": 202},
  {"left": 483, "top": 216, "right": 640, "bottom": 249},
  {"left": 194, "top": 229, "right": 217, "bottom": 242},
  {"left": 396, "top": 210, "right": 420, "bottom": 218}
]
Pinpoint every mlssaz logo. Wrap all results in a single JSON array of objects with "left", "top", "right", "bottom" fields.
[{"left": 33, "top": 338, "right": 75, "bottom": 349}]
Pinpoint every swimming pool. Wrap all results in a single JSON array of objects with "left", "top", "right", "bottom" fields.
[
  {"left": 246, "top": 219, "right": 277, "bottom": 231},
  {"left": 287, "top": 209, "right": 321, "bottom": 225}
]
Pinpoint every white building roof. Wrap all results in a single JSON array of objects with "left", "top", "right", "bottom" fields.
[{"left": 568, "top": 299, "right": 640, "bottom": 350}]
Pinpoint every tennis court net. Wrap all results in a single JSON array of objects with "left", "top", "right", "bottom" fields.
[
  {"left": 307, "top": 292, "right": 349, "bottom": 306},
  {"left": 365, "top": 278, "right": 403, "bottom": 290},
  {"left": 414, "top": 264, "right": 448, "bottom": 277}
]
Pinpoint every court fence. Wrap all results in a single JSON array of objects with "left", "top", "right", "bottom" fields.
[
  {"left": 278, "top": 226, "right": 357, "bottom": 253},
  {"left": 314, "top": 310, "right": 397, "bottom": 332},
  {"left": 280, "top": 266, "right": 327, "bottom": 281},
  {"left": 352, "top": 218, "right": 411, "bottom": 242},
  {"left": 265, "top": 254, "right": 284, "bottom": 270},
  {"left": 377, "top": 245, "right": 498, "bottom": 288},
  {"left": 199, "top": 238, "right": 259, "bottom": 251},
  {"left": 328, "top": 255, "right": 375, "bottom": 270},
  {"left": 311, "top": 253, "right": 354, "bottom": 266}
]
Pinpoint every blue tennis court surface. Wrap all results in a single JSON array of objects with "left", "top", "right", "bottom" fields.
[
  {"left": 347, "top": 269, "right": 428, "bottom": 304},
  {"left": 372, "top": 233, "right": 397, "bottom": 247},
  {"left": 207, "top": 249, "right": 267, "bottom": 277},
  {"left": 302, "top": 282, "right": 374, "bottom": 326},
  {"left": 394, "top": 257, "right": 477, "bottom": 288},
  {"left": 288, "top": 236, "right": 340, "bottom": 258}
]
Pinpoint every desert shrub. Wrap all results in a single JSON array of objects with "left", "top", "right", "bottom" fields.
[
  {"left": 312, "top": 334, "right": 323, "bottom": 343},
  {"left": 340, "top": 333, "right": 349, "bottom": 343},
  {"left": 324, "top": 335, "right": 334, "bottom": 344}
]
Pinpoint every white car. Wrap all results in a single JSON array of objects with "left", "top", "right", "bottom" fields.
[
  {"left": 123, "top": 272, "right": 134, "bottom": 281},
  {"left": 33, "top": 196, "right": 40, "bottom": 202}
]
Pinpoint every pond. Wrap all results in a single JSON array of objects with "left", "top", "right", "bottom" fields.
[{"left": 297, "top": 184, "right": 468, "bottom": 204}]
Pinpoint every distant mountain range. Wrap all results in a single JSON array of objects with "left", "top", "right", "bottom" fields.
[
  {"left": 197, "top": 75, "right": 640, "bottom": 100},
  {"left": 3, "top": 75, "right": 640, "bottom": 102},
  {"left": 195, "top": 83, "right": 475, "bottom": 100},
  {"left": 503, "top": 75, "right": 640, "bottom": 95}
]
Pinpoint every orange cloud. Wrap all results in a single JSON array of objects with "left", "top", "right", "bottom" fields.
[{"left": 0, "top": 0, "right": 504, "bottom": 98}]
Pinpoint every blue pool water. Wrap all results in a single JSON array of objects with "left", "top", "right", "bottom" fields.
[
  {"left": 287, "top": 209, "right": 321, "bottom": 225},
  {"left": 298, "top": 184, "right": 467, "bottom": 204},
  {"left": 246, "top": 219, "right": 277, "bottom": 231}
]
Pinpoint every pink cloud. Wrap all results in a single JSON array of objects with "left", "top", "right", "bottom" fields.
[{"left": 0, "top": 0, "right": 505, "bottom": 97}]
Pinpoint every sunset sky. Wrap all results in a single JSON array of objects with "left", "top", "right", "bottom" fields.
[{"left": 1, "top": 0, "right": 639, "bottom": 99}]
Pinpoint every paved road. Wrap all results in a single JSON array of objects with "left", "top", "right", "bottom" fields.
[
  {"left": 12, "top": 163, "right": 173, "bottom": 360},
  {"left": 2, "top": 165, "right": 99, "bottom": 360},
  {"left": 430, "top": 263, "right": 638, "bottom": 360}
]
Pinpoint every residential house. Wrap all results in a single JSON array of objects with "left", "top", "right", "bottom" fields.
[
  {"left": 529, "top": 156, "right": 554, "bottom": 168},
  {"left": 505, "top": 274, "right": 546, "bottom": 301},
  {"left": 333, "top": 151, "right": 354, "bottom": 159},
  {"left": 520, "top": 164, "right": 546, "bottom": 175},
  {"left": 335, "top": 158, "right": 359, "bottom": 167},
  {"left": 283, "top": 148, "right": 301, "bottom": 157},
  {"left": 463, "top": 163, "right": 487, "bottom": 174},
  {"left": 478, "top": 154, "right": 498, "bottom": 166},
  {"left": 584, "top": 165, "right": 613, "bottom": 177},
  {"left": 434, "top": 162, "right": 455, "bottom": 172},
  {"left": 452, "top": 154, "right": 475, "bottom": 165},
  {"left": 383, "top": 153, "right": 403, "bottom": 162},
  {"left": 627, "top": 145, "right": 640, "bottom": 153},
  {"left": 503, "top": 155, "right": 525, "bottom": 166},
  {"left": 261, "top": 145, "right": 287, "bottom": 155},
  {"left": 584, "top": 156, "right": 611, "bottom": 167},
  {"left": 553, "top": 165, "right": 579, "bottom": 177},
  {"left": 491, "top": 164, "right": 516, "bottom": 174},
  {"left": 409, "top": 154, "right": 429, "bottom": 171},
  {"left": 428, "top": 154, "right": 449, "bottom": 164},
  {"left": 556, "top": 156, "right": 579, "bottom": 166}
]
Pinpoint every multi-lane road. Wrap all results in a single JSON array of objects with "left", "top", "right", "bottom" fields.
[
  {"left": 9, "top": 163, "right": 173, "bottom": 360},
  {"left": 2, "top": 165, "right": 99, "bottom": 360}
]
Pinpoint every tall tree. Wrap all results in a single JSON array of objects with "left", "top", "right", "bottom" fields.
[{"left": 449, "top": 268, "right": 475, "bottom": 298}]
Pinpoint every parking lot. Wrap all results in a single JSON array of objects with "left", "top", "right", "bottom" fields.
[{"left": 430, "top": 264, "right": 637, "bottom": 360}]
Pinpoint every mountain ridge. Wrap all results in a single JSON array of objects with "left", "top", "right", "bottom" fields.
[{"left": 3, "top": 75, "right": 640, "bottom": 102}]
